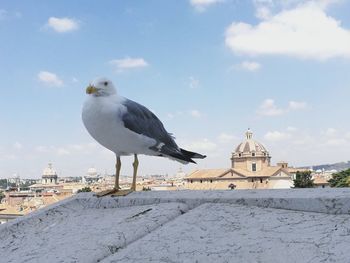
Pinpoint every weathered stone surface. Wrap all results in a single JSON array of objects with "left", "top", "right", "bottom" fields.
[
  {"left": 1, "top": 189, "right": 350, "bottom": 263},
  {"left": 75, "top": 188, "right": 350, "bottom": 214},
  {"left": 0, "top": 200, "right": 188, "bottom": 263},
  {"left": 105, "top": 203, "right": 350, "bottom": 263}
]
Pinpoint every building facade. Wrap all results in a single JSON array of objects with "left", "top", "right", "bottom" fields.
[
  {"left": 185, "top": 129, "right": 294, "bottom": 190},
  {"left": 42, "top": 163, "right": 58, "bottom": 185}
]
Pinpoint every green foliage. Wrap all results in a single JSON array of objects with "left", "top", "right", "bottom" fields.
[
  {"left": 0, "top": 191, "right": 4, "bottom": 202},
  {"left": 0, "top": 179, "right": 37, "bottom": 189},
  {"left": 328, "top": 169, "right": 350, "bottom": 187},
  {"left": 20, "top": 180, "right": 37, "bottom": 188},
  {"left": 77, "top": 187, "right": 92, "bottom": 193},
  {"left": 293, "top": 171, "right": 314, "bottom": 188},
  {"left": 0, "top": 179, "right": 15, "bottom": 189}
]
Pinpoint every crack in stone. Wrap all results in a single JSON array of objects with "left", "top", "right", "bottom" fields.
[{"left": 126, "top": 208, "right": 153, "bottom": 220}]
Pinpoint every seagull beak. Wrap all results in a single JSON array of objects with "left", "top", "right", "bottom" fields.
[{"left": 86, "top": 85, "right": 98, "bottom": 94}]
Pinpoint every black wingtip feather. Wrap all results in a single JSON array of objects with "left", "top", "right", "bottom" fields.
[
  {"left": 180, "top": 149, "right": 206, "bottom": 159},
  {"left": 153, "top": 146, "right": 204, "bottom": 164}
]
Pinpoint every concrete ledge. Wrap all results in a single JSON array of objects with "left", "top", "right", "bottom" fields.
[
  {"left": 1, "top": 189, "right": 350, "bottom": 263},
  {"left": 75, "top": 188, "right": 350, "bottom": 214}
]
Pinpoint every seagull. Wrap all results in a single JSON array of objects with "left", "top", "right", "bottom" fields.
[{"left": 82, "top": 77, "right": 206, "bottom": 196}]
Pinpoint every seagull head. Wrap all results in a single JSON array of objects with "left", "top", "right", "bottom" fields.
[{"left": 86, "top": 77, "right": 117, "bottom": 97}]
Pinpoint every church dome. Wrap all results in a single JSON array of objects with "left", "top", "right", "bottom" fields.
[
  {"left": 233, "top": 129, "right": 269, "bottom": 157},
  {"left": 42, "top": 163, "right": 58, "bottom": 178},
  {"left": 87, "top": 167, "right": 98, "bottom": 177}
]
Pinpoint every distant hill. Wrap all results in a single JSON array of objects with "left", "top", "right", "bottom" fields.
[{"left": 300, "top": 161, "right": 350, "bottom": 172}]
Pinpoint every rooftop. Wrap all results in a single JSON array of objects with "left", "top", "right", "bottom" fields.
[{"left": 1, "top": 189, "right": 350, "bottom": 262}]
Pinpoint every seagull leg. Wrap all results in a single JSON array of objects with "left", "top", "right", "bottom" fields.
[
  {"left": 131, "top": 154, "right": 138, "bottom": 191},
  {"left": 95, "top": 156, "right": 121, "bottom": 197},
  {"left": 112, "top": 154, "right": 138, "bottom": 196},
  {"left": 115, "top": 156, "right": 121, "bottom": 190}
]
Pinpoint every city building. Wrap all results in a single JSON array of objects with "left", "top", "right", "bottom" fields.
[
  {"left": 30, "top": 163, "right": 63, "bottom": 192},
  {"left": 42, "top": 163, "right": 58, "bottom": 184},
  {"left": 185, "top": 129, "right": 298, "bottom": 190},
  {"left": 82, "top": 167, "right": 100, "bottom": 184}
]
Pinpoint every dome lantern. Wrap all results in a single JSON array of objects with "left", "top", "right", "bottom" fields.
[{"left": 246, "top": 128, "right": 253, "bottom": 140}]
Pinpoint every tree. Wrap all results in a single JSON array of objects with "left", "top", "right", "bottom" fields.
[
  {"left": 328, "top": 169, "right": 350, "bottom": 187},
  {"left": 0, "top": 191, "right": 4, "bottom": 202},
  {"left": 77, "top": 187, "right": 92, "bottom": 193},
  {"left": 293, "top": 171, "right": 314, "bottom": 188}
]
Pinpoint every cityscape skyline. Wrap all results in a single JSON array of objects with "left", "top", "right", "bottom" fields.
[{"left": 1, "top": 0, "right": 350, "bottom": 178}]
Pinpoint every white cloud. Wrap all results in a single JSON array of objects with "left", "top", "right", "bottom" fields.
[
  {"left": 258, "top": 99, "right": 308, "bottom": 116},
  {"left": 47, "top": 17, "right": 79, "bottom": 33},
  {"left": 167, "top": 113, "right": 175, "bottom": 119},
  {"left": 225, "top": 2, "right": 350, "bottom": 60},
  {"left": 190, "top": 0, "right": 223, "bottom": 12},
  {"left": 288, "top": 101, "right": 308, "bottom": 110},
  {"left": 167, "top": 110, "right": 203, "bottom": 119},
  {"left": 56, "top": 148, "right": 70, "bottom": 156},
  {"left": 185, "top": 138, "right": 217, "bottom": 152},
  {"left": 35, "top": 145, "right": 49, "bottom": 153},
  {"left": 323, "top": 127, "right": 337, "bottom": 137},
  {"left": 258, "top": 99, "right": 284, "bottom": 116},
  {"left": 288, "top": 101, "right": 307, "bottom": 110},
  {"left": 255, "top": 6, "right": 271, "bottom": 20},
  {"left": 110, "top": 57, "right": 148, "bottom": 72},
  {"left": 325, "top": 138, "right": 347, "bottom": 146},
  {"left": 166, "top": 111, "right": 181, "bottom": 119},
  {"left": 218, "top": 133, "right": 237, "bottom": 143},
  {"left": 237, "top": 61, "right": 261, "bottom": 71},
  {"left": 264, "top": 131, "right": 291, "bottom": 141},
  {"left": 287, "top": 126, "right": 298, "bottom": 132},
  {"left": 0, "top": 9, "right": 8, "bottom": 20},
  {"left": 189, "top": 76, "right": 200, "bottom": 89},
  {"left": 13, "top": 142, "right": 22, "bottom": 150},
  {"left": 38, "top": 71, "right": 63, "bottom": 87},
  {"left": 0, "top": 9, "right": 21, "bottom": 20},
  {"left": 345, "top": 132, "right": 350, "bottom": 139},
  {"left": 190, "top": 110, "right": 202, "bottom": 118}
]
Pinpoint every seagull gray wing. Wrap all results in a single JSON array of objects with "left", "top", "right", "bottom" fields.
[
  {"left": 121, "top": 99, "right": 178, "bottom": 149},
  {"left": 121, "top": 98, "right": 206, "bottom": 163}
]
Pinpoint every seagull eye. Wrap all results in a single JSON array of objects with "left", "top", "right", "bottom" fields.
[{"left": 104, "top": 81, "right": 108, "bottom": 86}]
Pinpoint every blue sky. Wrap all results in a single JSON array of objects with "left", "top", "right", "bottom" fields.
[{"left": 1, "top": 0, "right": 350, "bottom": 178}]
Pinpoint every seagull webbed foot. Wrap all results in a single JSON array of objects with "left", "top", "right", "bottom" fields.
[
  {"left": 94, "top": 188, "right": 119, "bottom": 197},
  {"left": 111, "top": 189, "right": 134, "bottom": 197}
]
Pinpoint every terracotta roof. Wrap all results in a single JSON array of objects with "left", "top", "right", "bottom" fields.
[
  {"left": 230, "top": 166, "right": 285, "bottom": 177},
  {"left": 186, "top": 169, "right": 231, "bottom": 179},
  {"left": 287, "top": 167, "right": 310, "bottom": 173},
  {"left": 186, "top": 166, "right": 290, "bottom": 180},
  {"left": 0, "top": 204, "right": 24, "bottom": 216},
  {"left": 313, "top": 177, "right": 330, "bottom": 185}
]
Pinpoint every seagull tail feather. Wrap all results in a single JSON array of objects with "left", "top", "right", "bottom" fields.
[
  {"left": 180, "top": 148, "right": 206, "bottom": 159},
  {"left": 153, "top": 146, "right": 195, "bottom": 164}
]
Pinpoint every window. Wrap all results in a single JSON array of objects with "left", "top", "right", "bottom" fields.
[
  {"left": 260, "top": 178, "right": 263, "bottom": 183},
  {"left": 252, "top": 163, "right": 257, "bottom": 172},
  {"left": 210, "top": 180, "right": 213, "bottom": 183},
  {"left": 239, "top": 153, "right": 242, "bottom": 157},
  {"left": 252, "top": 152, "right": 255, "bottom": 157},
  {"left": 190, "top": 180, "right": 193, "bottom": 183},
  {"left": 200, "top": 180, "right": 203, "bottom": 183}
]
